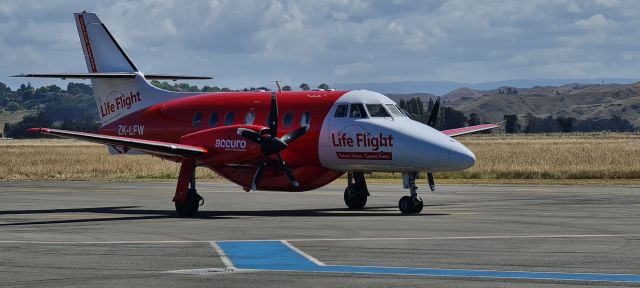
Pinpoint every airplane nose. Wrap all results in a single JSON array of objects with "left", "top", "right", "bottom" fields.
[{"left": 448, "top": 142, "right": 476, "bottom": 170}]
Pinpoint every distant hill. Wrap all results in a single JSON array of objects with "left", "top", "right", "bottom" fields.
[
  {"left": 443, "top": 87, "right": 485, "bottom": 102},
  {"left": 444, "top": 82, "right": 640, "bottom": 128},
  {"left": 385, "top": 93, "right": 437, "bottom": 104},
  {"left": 335, "top": 78, "right": 638, "bottom": 95}
]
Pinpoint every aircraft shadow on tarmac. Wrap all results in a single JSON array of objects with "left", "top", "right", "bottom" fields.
[{"left": 0, "top": 205, "right": 449, "bottom": 226}]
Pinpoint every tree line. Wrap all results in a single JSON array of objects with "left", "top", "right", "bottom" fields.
[
  {"left": 150, "top": 81, "right": 333, "bottom": 92},
  {"left": 2, "top": 82, "right": 99, "bottom": 138},
  {"left": 502, "top": 113, "right": 634, "bottom": 133},
  {"left": 397, "top": 97, "right": 484, "bottom": 130}
]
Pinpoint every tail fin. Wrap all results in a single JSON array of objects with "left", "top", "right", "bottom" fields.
[
  {"left": 74, "top": 12, "right": 137, "bottom": 73},
  {"left": 71, "top": 12, "right": 204, "bottom": 126},
  {"left": 14, "top": 12, "right": 211, "bottom": 126}
]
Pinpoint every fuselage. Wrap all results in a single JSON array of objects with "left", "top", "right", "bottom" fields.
[{"left": 98, "top": 89, "right": 476, "bottom": 191}]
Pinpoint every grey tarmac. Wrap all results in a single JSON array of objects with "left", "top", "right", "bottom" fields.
[{"left": 0, "top": 181, "right": 639, "bottom": 287}]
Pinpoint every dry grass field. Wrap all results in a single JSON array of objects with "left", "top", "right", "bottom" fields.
[{"left": 1, "top": 134, "right": 640, "bottom": 184}]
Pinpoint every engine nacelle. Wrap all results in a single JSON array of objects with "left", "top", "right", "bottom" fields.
[{"left": 180, "top": 125, "right": 265, "bottom": 164}]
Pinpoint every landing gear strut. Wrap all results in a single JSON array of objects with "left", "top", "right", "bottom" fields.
[
  {"left": 174, "top": 158, "right": 204, "bottom": 217},
  {"left": 344, "top": 172, "right": 369, "bottom": 209},
  {"left": 399, "top": 172, "right": 423, "bottom": 214}
]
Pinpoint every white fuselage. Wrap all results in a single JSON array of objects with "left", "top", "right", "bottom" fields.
[{"left": 319, "top": 90, "right": 476, "bottom": 173}]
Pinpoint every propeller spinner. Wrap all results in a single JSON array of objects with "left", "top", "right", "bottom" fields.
[{"left": 237, "top": 91, "right": 309, "bottom": 191}]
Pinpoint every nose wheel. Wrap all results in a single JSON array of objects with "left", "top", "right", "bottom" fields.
[
  {"left": 343, "top": 172, "right": 369, "bottom": 209},
  {"left": 399, "top": 172, "right": 424, "bottom": 214},
  {"left": 399, "top": 196, "right": 423, "bottom": 214}
]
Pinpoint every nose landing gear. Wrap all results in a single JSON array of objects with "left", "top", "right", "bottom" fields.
[
  {"left": 343, "top": 172, "right": 369, "bottom": 209},
  {"left": 399, "top": 172, "right": 424, "bottom": 214}
]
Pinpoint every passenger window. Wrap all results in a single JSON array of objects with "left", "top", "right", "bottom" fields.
[
  {"left": 193, "top": 112, "right": 202, "bottom": 127},
  {"left": 349, "top": 104, "right": 367, "bottom": 118},
  {"left": 224, "top": 112, "right": 235, "bottom": 125},
  {"left": 385, "top": 104, "right": 403, "bottom": 117},
  {"left": 300, "top": 112, "right": 311, "bottom": 126},
  {"left": 208, "top": 112, "right": 219, "bottom": 127},
  {"left": 366, "top": 104, "right": 391, "bottom": 117},
  {"left": 334, "top": 104, "right": 348, "bottom": 117},
  {"left": 283, "top": 111, "right": 294, "bottom": 128},
  {"left": 245, "top": 111, "right": 255, "bottom": 124}
]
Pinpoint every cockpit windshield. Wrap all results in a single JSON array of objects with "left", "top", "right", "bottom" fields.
[
  {"left": 365, "top": 104, "right": 391, "bottom": 117},
  {"left": 349, "top": 104, "right": 368, "bottom": 118},
  {"left": 385, "top": 104, "right": 403, "bottom": 117}
]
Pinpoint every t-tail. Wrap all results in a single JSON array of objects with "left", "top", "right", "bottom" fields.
[{"left": 13, "top": 11, "right": 212, "bottom": 126}]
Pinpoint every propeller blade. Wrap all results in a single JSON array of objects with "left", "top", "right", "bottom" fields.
[
  {"left": 276, "top": 153, "right": 299, "bottom": 188},
  {"left": 251, "top": 158, "right": 268, "bottom": 191},
  {"left": 280, "top": 125, "right": 309, "bottom": 143},
  {"left": 426, "top": 97, "right": 441, "bottom": 127},
  {"left": 237, "top": 128, "right": 262, "bottom": 144},
  {"left": 268, "top": 92, "right": 278, "bottom": 136},
  {"left": 427, "top": 172, "right": 436, "bottom": 192}
]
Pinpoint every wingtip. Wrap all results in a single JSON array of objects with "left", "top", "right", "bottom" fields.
[{"left": 26, "top": 128, "right": 43, "bottom": 133}]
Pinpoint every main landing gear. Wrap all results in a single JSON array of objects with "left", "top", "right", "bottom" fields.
[
  {"left": 399, "top": 172, "right": 424, "bottom": 214},
  {"left": 344, "top": 172, "right": 369, "bottom": 209},
  {"left": 173, "top": 158, "right": 204, "bottom": 217}
]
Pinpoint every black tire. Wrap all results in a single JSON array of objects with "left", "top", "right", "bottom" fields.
[
  {"left": 398, "top": 196, "right": 415, "bottom": 214},
  {"left": 413, "top": 198, "right": 424, "bottom": 213},
  {"left": 175, "top": 189, "right": 201, "bottom": 217},
  {"left": 344, "top": 186, "right": 367, "bottom": 209}
]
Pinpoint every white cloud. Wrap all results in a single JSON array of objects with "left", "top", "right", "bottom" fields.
[
  {"left": 575, "top": 14, "right": 610, "bottom": 30},
  {"left": 593, "top": 0, "right": 620, "bottom": 7}
]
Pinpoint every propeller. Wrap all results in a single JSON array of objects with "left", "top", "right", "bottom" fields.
[
  {"left": 237, "top": 91, "right": 309, "bottom": 191},
  {"left": 426, "top": 97, "right": 440, "bottom": 127},
  {"left": 425, "top": 97, "right": 441, "bottom": 192}
]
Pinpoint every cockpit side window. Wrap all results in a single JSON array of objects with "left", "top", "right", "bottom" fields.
[
  {"left": 366, "top": 104, "right": 391, "bottom": 117},
  {"left": 349, "top": 104, "right": 368, "bottom": 118},
  {"left": 385, "top": 104, "right": 403, "bottom": 117},
  {"left": 334, "top": 104, "right": 348, "bottom": 117}
]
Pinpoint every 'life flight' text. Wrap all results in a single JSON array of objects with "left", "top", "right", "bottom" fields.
[
  {"left": 100, "top": 91, "right": 142, "bottom": 117},
  {"left": 331, "top": 133, "right": 393, "bottom": 151}
]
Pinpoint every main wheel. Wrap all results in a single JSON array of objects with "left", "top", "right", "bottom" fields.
[
  {"left": 399, "top": 196, "right": 423, "bottom": 214},
  {"left": 344, "top": 186, "right": 367, "bottom": 209},
  {"left": 175, "top": 189, "right": 202, "bottom": 217},
  {"left": 413, "top": 197, "right": 424, "bottom": 213}
]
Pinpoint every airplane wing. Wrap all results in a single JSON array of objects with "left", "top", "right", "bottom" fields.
[
  {"left": 441, "top": 123, "right": 501, "bottom": 137},
  {"left": 27, "top": 128, "right": 207, "bottom": 157}
]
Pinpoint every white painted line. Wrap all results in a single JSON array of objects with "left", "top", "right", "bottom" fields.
[
  {"left": 281, "top": 240, "right": 326, "bottom": 266},
  {"left": 162, "top": 267, "right": 238, "bottom": 275},
  {"left": 210, "top": 241, "right": 237, "bottom": 270},
  {"left": 0, "top": 240, "right": 210, "bottom": 244},
  {"left": 285, "top": 233, "right": 640, "bottom": 242},
  {"left": 0, "top": 233, "right": 638, "bottom": 245}
]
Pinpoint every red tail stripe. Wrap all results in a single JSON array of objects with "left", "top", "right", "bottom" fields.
[{"left": 78, "top": 15, "right": 97, "bottom": 73}]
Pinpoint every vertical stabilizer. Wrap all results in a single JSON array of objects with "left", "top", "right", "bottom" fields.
[
  {"left": 74, "top": 12, "right": 137, "bottom": 73},
  {"left": 71, "top": 12, "right": 202, "bottom": 126}
]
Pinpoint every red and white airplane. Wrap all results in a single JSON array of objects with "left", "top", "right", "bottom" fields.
[{"left": 18, "top": 12, "right": 499, "bottom": 216}]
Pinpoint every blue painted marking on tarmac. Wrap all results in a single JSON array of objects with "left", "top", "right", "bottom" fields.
[{"left": 216, "top": 241, "right": 640, "bottom": 283}]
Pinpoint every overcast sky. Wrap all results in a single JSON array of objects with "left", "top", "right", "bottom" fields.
[{"left": 1, "top": 0, "right": 640, "bottom": 90}]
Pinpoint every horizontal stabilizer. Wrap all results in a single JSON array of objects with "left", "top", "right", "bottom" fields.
[
  {"left": 144, "top": 74, "right": 213, "bottom": 80},
  {"left": 13, "top": 73, "right": 213, "bottom": 80}
]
